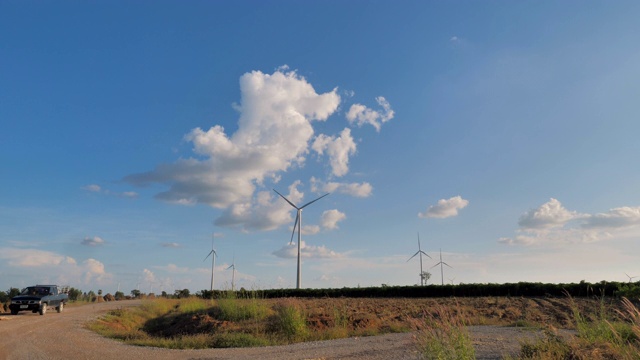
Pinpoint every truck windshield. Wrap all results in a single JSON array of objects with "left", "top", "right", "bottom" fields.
[{"left": 20, "top": 287, "right": 50, "bottom": 296}]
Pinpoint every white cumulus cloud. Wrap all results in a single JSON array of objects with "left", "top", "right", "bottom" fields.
[
  {"left": 500, "top": 199, "right": 640, "bottom": 246},
  {"left": 419, "top": 196, "right": 469, "bottom": 219},
  {"left": 346, "top": 96, "right": 394, "bottom": 132},
  {"left": 321, "top": 209, "right": 346, "bottom": 230},
  {"left": 518, "top": 198, "right": 580, "bottom": 230},
  {"left": 312, "top": 128, "right": 357, "bottom": 177}
]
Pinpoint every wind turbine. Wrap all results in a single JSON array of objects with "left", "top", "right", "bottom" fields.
[
  {"left": 407, "top": 232, "right": 432, "bottom": 286},
  {"left": 625, "top": 273, "right": 638, "bottom": 283},
  {"left": 227, "top": 256, "right": 236, "bottom": 291},
  {"left": 203, "top": 233, "right": 217, "bottom": 292},
  {"left": 273, "top": 189, "right": 330, "bottom": 289},
  {"left": 431, "top": 249, "right": 452, "bottom": 286}
]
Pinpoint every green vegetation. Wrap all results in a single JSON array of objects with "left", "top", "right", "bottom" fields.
[
  {"left": 509, "top": 296, "right": 640, "bottom": 359},
  {"left": 89, "top": 295, "right": 406, "bottom": 349},
  {"left": 413, "top": 303, "right": 476, "bottom": 360}
]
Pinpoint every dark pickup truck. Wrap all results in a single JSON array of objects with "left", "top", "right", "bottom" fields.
[{"left": 9, "top": 285, "right": 69, "bottom": 315}]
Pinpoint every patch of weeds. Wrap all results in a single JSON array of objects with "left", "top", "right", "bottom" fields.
[
  {"left": 217, "top": 291, "right": 270, "bottom": 322},
  {"left": 274, "top": 301, "right": 309, "bottom": 341},
  {"left": 413, "top": 303, "right": 475, "bottom": 360},
  {"left": 516, "top": 329, "right": 571, "bottom": 359},
  {"left": 212, "top": 332, "right": 271, "bottom": 347}
]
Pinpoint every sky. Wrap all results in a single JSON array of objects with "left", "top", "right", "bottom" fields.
[{"left": 2, "top": 1, "right": 640, "bottom": 295}]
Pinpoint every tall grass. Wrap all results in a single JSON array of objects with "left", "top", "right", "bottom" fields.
[
  {"left": 274, "top": 301, "right": 309, "bottom": 341},
  {"left": 217, "top": 290, "right": 270, "bottom": 321},
  {"left": 413, "top": 304, "right": 475, "bottom": 360},
  {"left": 513, "top": 296, "right": 640, "bottom": 359}
]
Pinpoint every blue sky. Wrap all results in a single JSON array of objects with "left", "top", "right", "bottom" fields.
[{"left": 2, "top": 1, "right": 640, "bottom": 294}]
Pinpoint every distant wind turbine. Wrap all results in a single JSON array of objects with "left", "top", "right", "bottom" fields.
[
  {"left": 625, "top": 273, "right": 638, "bottom": 283},
  {"left": 273, "top": 189, "right": 330, "bottom": 289},
  {"left": 431, "top": 249, "right": 452, "bottom": 286},
  {"left": 448, "top": 277, "right": 456, "bottom": 285},
  {"left": 407, "top": 232, "right": 432, "bottom": 286},
  {"left": 203, "top": 233, "right": 217, "bottom": 292},
  {"left": 227, "top": 256, "right": 236, "bottom": 291}
]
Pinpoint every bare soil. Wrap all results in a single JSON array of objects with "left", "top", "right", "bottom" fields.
[{"left": 0, "top": 296, "right": 616, "bottom": 359}]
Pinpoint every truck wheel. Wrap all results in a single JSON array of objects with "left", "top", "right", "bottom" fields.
[
  {"left": 57, "top": 302, "right": 64, "bottom": 313},
  {"left": 39, "top": 303, "right": 47, "bottom": 315}
]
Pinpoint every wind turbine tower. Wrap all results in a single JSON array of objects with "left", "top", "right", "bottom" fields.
[
  {"left": 407, "top": 232, "right": 431, "bottom": 286},
  {"left": 431, "top": 249, "right": 452, "bottom": 286},
  {"left": 204, "top": 233, "right": 218, "bottom": 292},
  {"left": 227, "top": 256, "right": 236, "bottom": 291},
  {"left": 273, "top": 189, "right": 330, "bottom": 289}
]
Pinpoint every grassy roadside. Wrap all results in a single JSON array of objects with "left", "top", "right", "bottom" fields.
[
  {"left": 87, "top": 294, "right": 640, "bottom": 357},
  {"left": 87, "top": 292, "right": 413, "bottom": 349}
]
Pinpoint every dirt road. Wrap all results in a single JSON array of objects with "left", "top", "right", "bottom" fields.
[{"left": 0, "top": 300, "right": 560, "bottom": 359}]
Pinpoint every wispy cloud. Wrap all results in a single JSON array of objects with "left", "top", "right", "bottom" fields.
[
  {"left": 81, "top": 236, "right": 105, "bottom": 246},
  {"left": 160, "top": 242, "right": 182, "bottom": 248},
  {"left": 272, "top": 241, "right": 344, "bottom": 259},
  {"left": 82, "top": 184, "right": 138, "bottom": 198},
  {"left": 310, "top": 177, "right": 373, "bottom": 198},
  {"left": 346, "top": 96, "right": 395, "bottom": 132}
]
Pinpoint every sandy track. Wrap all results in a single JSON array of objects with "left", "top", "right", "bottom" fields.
[{"left": 0, "top": 300, "right": 565, "bottom": 359}]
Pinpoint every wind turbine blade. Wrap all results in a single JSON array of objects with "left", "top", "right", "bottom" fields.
[
  {"left": 226, "top": 264, "right": 234, "bottom": 270},
  {"left": 300, "top": 193, "right": 330, "bottom": 209},
  {"left": 407, "top": 251, "right": 420, "bottom": 262},
  {"left": 417, "top": 233, "right": 421, "bottom": 251},
  {"left": 273, "top": 189, "right": 299, "bottom": 209},
  {"left": 419, "top": 250, "right": 432, "bottom": 259},
  {"left": 203, "top": 250, "right": 214, "bottom": 262},
  {"left": 290, "top": 212, "right": 299, "bottom": 244},
  {"left": 430, "top": 262, "right": 441, "bottom": 269},
  {"left": 442, "top": 262, "right": 453, "bottom": 268}
]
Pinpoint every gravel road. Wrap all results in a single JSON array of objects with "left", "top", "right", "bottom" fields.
[{"left": 0, "top": 301, "right": 571, "bottom": 359}]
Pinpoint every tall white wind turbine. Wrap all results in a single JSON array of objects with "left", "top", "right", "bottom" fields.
[
  {"left": 273, "top": 189, "right": 330, "bottom": 289},
  {"left": 431, "top": 249, "right": 452, "bottom": 286},
  {"left": 407, "top": 232, "right": 432, "bottom": 286},
  {"left": 203, "top": 233, "right": 217, "bottom": 292}
]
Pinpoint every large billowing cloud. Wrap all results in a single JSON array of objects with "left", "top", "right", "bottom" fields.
[
  {"left": 125, "top": 67, "right": 393, "bottom": 232},
  {"left": 419, "top": 196, "right": 469, "bottom": 219},
  {"left": 126, "top": 69, "right": 340, "bottom": 209},
  {"left": 500, "top": 199, "right": 640, "bottom": 245}
]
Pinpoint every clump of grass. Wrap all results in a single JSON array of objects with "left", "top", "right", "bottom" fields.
[
  {"left": 274, "top": 301, "right": 309, "bottom": 341},
  {"left": 413, "top": 303, "right": 476, "bottom": 360},
  {"left": 217, "top": 290, "right": 270, "bottom": 322},
  {"left": 515, "top": 328, "right": 571, "bottom": 359},
  {"left": 177, "top": 297, "right": 209, "bottom": 313}
]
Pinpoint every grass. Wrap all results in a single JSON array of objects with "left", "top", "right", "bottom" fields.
[
  {"left": 87, "top": 295, "right": 640, "bottom": 355},
  {"left": 412, "top": 303, "right": 476, "bottom": 360},
  {"left": 509, "top": 296, "right": 640, "bottom": 359}
]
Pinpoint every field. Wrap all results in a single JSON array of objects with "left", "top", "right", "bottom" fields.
[{"left": 88, "top": 294, "right": 640, "bottom": 359}]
